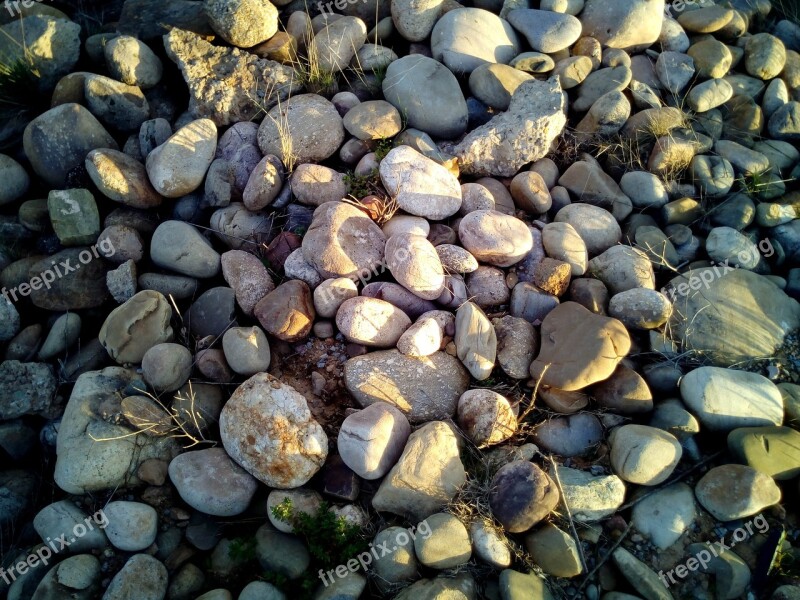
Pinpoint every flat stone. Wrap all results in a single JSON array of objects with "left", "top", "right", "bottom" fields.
[{"left": 695, "top": 464, "right": 781, "bottom": 521}]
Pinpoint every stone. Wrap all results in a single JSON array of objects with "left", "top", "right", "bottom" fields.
[
  {"left": 554, "top": 204, "right": 621, "bottom": 256},
  {"left": 469, "top": 63, "right": 534, "bottom": 111},
  {"left": 382, "top": 55, "right": 468, "bottom": 139},
  {"left": 677, "top": 5, "right": 735, "bottom": 32},
  {"left": 205, "top": 0, "right": 278, "bottom": 47},
  {"left": 493, "top": 315, "right": 538, "bottom": 379},
  {"left": 609, "top": 288, "right": 672, "bottom": 330},
  {"left": 507, "top": 9, "right": 581, "bottom": 53},
  {"left": 344, "top": 349, "right": 469, "bottom": 422},
  {"left": 104, "top": 501, "right": 158, "bottom": 551},
  {"left": 258, "top": 94, "right": 344, "bottom": 165},
  {"left": 301, "top": 201, "right": 385, "bottom": 279},
  {"left": 431, "top": 7, "right": 521, "bottom": 73},
  {"left": 457, "top": 389, "right": 517, "bottom": 446},
  {"left": 385, "top": 233, "right": 445, "bottom": 300},
  {"left": 164, "top": 28, "right": 297, "bottom": 126},
  {"left": 221, "top": 326, "right": 270, "bottom": 375},
  {"left": 470, "top": 521, "right": 511, "bottom": 569},
  {"left": 459, "top": 211, "right": 533, "bottom": 267},
  {"left": 118, "top": 0, "right": 212, "bottom": 40},
  {"left": 612, "top": 548, "right": 672, "bottom": 600},
  {"left": 746, "top": 33, "right": 786, "bottom": 80},
  {"left": 532, "top": 413, "right": 604, "bottom": 457},
  {"left": 103, "top": 555, "right": 168, "bottom": 600},
  {"left": 728, "top": 426, "right": 800, "bottom": 480},
  {"left": 254, "top": 280, "right": 315, "bottom": 342},
  {"left": 27, "top": 249, "right": 109, "bottom": 311},
  {"left": 55, "top": 368, "right": 178, "bottom": 494},
  {"left": 579, "top": 0, "right": 665, "bottom": 51},
  {"left": 380, "top": 145, "right": 462, "bottom": 220},
  {"left": 169, "top": 447, "right": 258, "bottom": 516},
  {"left": 142, "top": 343, "right": 192, "bottom": 392},
  {"left": 499, "top": 569, "right": 553, "bottom": 600},
  {"left": 490, "top": 461, "right": 559, "bottom": 533},
  {"left": 572, "top": 66, "right": 632, "bottom": 113},
  {"left": 104, "top": 35, "right": 163, "bottom": 88},
  {"left": 309, "top": 16, "right": 367, "bottom": 73},
  {"left": 373, "top": 526, "right": 419, "bottom": 586},
  {"left": 221, "top": 250, "right": 274, "bottom": 316},
  {"left": 220, "top": 373, "right": 327, "bottom": 489},
  {"left": 455, "top": 301, "right": 497, "bottom": 380},
  {"left": 336, "top": 297, "right": 412, "bottom": 347},
  {"left": 391, "top": 0, "right": 443, "bottom": 41},
  {"left": 525, "top": 523, "right": 582, "bottom": 577},
  {"left": 397, "top": 316, "right": 444, "bottom": 356},
  {"left": 695, "top": 464, "right": 781, "bottom": 521},
  {"left": 655, "top": 51, "right": 695, "bottom": 94},
  {"left": 530, "top": 302, "right": 630, "bottom": 391},
  {"left": 553, "top": 466, "right": 625, "bottom": 522},
  {"left": 452, "top": 78, "right": 566, "bottom": 177},
  {"left": 338, "top": 402, "right": 410, "bottom": 480},
  {"left": 591, "top": 364, "right": 653, "bottom": 414},
  {"left": 688, "top": 38, "right": 732, "bottom": 79},
  {"left": 343, "top": 100, "right": 402, "bottom": 140},
  {"left": 146, "top": 119, "right": 217, "bottom": 197},
  {"left": 769, "top": 102, "right": 800, "bottom": 141},
  {"left": 32, "top": 554, "right": 101, "bottom": 600},
  {"left": 0, "top": 154, "right": 29, "bottom": 206},
  {"left": 685, "top": 542, "right": 751, "bottom": 600},
  {"left": 33, "top": 501, "right": 108, "bottom": 553},
  {"left": 255, "top": 525, "right": 310, "bottom": 579},
  {"left": 680, "top": 367, "right": 783, "bottom": 431},
  {"left": 610, "top": 424, "right": 682, "bottom": 485},
  {"left": 47, "top": 189, "right": 99, "bottom": 246},
  {"left": 414, "top": 513, "right": 471, "bottom": 569},
  {"left": 0, "top": 295, "right": 20, "bottom": 343},
  {"left": 372, "top": 421, "right": 466, "bottom": 520},
  {"left": 24, "top": 103, "right": 117, "bottom": 188},
  {"left": 290, "top": 164, "right": 345, "bottom": 209},
  {"left": 396, "top": 574, "right": 478, "bottom": 600},
  {"left": 99, "top": 291, "right": 173, "bottom": 364},
  {"left": 666, "top": 269, "right": 800, "bottom": 365},
  {"left": 631, "top": 482, "right": 696, "bottom": 550},
  {"left": 86, "top": 149, "right": 162, "bottom": 209}
]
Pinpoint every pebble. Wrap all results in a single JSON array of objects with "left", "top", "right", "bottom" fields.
[
  {"left": 532, "top": 413, "right": 604, "bottom": 457},
  {"left": 459, "top": 210, "right": 533, "bottom": 267},
  {"left": 579, "top": 0, "right": 665, "bottom": 50},
  {"left": 455, "top": 301, "right": 497, "bottom": 380},
  {"left": 525, "top": 523, "right": 583, "bottom": 577},
  {"left": 554, "top": 204, "right": 621, "bottom": 255},
  {"left": 745, "top": 32, "right": 786, "bottom": 80},
  {"left": 309, "top": 16, "right": 367, "bottom": 73},
  {"left": 506, "top": 9, "right": 582, "bottom": 53},
  {"left": 222, "top": 326, "right": 271, "bottom": 375},
  {"left": 98, "top": 290, "right": 173, "bottom": 364},
  {"left": 695, "top": 464, "right": 782, "bottom": 521},
  {"left": 104, "top": 35, "right": 163, "bottom": 88},
  {"left": 728, "top": 426, "right": 800, "bottom": 480},
  {"left": 385, "top": 233, "right": 445, "bottom": 300},
  {"left": 396, "top": 314, "right": 445, "bottom": 356},
  {"left": 103, "top": 555, "right": 168, "bottom": 600},
  {"left": 466, "top": 266, "right": 510, "bottom": 307},
  {"left": 687, "top": 78, "right": 734, "bottom": 112},
  {"left": 221, "top": 250, "right": 274, "bottom": 316},
  {"left": 631, "top": 483, "right": 696, "bottom": 549},
  {"left": 493, "top": 315, "right": 538, "bottom": 380},
  {"left": 142, "top": 343, "right": 192, "bottom": 392},
  {"left": 336, "top": 297, "right": 412, "bottom": 347},
  {"left": 0, "top": 154, "right": 29, "bottom": 206},
  {"left": 338, "top": 402, "right": 410, "bottom": 480},
  {"left": 554, "top": 466, "right": 625, "bottom": 522},
  {"left": 490, "top": 461, "right": 559, "bottom": 533},
  {"left": 103, "top": 501, "right": 158, "bottom": 551},
  {"left": 84, "top": 75, "right": 150, "bottom": 132},
  {"left": 33, "top": 501, "right": 108, "bottom": 553},
  {"left": 608, "top": 288, "right": 672, "bottom": 329},
  {"left": 205, "top": 0, "right": 278, "bottom": 47},
  {"left": 609, "top": 424, "right": 682, "bottom": 485},
  {"left": 146, "top": 119, "right": 217, "bottom": 197},
  {"left": 254, "top": 280, "right": 315, "bottom": 342},
  {"left": 457, "top": 389, "right": 517, "bottom": 446},
  {"left": 343, "top": 100, "right": 402, "bottom": 140},
  {"left": 469, "top": 63, "right": 534, "bottom": 111},
  {"left": 414, "top": 513, "right": 472, "bottom": 569},
  {"left": 244, "top": 156, "right": 283, "bottom": 210}
]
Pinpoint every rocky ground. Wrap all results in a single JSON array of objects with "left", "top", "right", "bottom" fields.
[{"left": 1, "top": 0, "right": 800, "bottom": 598}]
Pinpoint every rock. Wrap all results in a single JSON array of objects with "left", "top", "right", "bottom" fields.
[
  {"left": 695, "top": 464, "right": 781, "bottom": 521},
  {"left": 32, "top": 554, "right": 101, "bottom": 600},
  {"left": 385, "top": 234, "right": 446, "bottom": 300},
  {"left": 0, "top": 15, "right": 80, "bottom": 90},
  {"left": 372, "top": 421, "right": 466, "bottom": 520},
  {"left": 666, "top": 269, "right": 800, "bottom": 365},
  {"left": 55, "top": 367, "right": 178, "bottom": 494},
  {"left": 164, "top": 28, "right": 298, "bottom": 126},
  {"left": 255, "top": 525, "right": 310, "bottom": 579},
  {"left": 414, "top": 513, "right": 471, "bottom": 569},
  {"left": 612, "top": 548, "right": 672, "bottom": 600},
  {"left": 23, "top": 103, "right": 117, "bottom": 188},
  {"left": 591, "top": 364, "right": 653, "bottom": 414},
  {"left": 610, "top": 424, "right": 682, "bottom": 485},
  {"left": 104, "top": 501, "right": 158, "bottom": 551},
  {"left": 168, "top": 447, "right": 258, "bottom": 516},
  {"left": 490, "top": 461, "right": 559, "bottom": 533},
  {"left": 142, "top": 343, "right": 192, "bottom": 392},
  {"left": 37, "top": 313, "right": 80, "bottom": 361},
  {"left": 452, "top": 78, "right": 566, "bottom": 177},
  {"left": 382, "top": 55, "right": 468, "bottom": 139},
  {"left": 0, "top": 470, "right": 37, "bottom": 528},
  {"left": 104, "top": 36, "right": 162, "bottom": 88},
  {"left": 684, "top": 542, "right": 751, "bottom": 600},
  {"left": 254, "top": 280, "right": 315, "bottom": 342},
  {"left": 470, "top": 521, "right": 511, "bottom": 569},
  {"left": 301, "top": 201, "right": 385, "bottom": 279},
  {"left": 677, "top": 5, "right": 735, "bottom": 32},
  {"left": 769, "top": 101, "right": 800, "bottom": 141},
  {"left": 0, "top": 154, "right": 29, "bottom": 206},
  {"left": 655, "top": 51, "right": 695, "bottom": 94},
  {"left": 309, "top": 16, "right": 367, "bottom": 73},
  {"left": 380, "top": 146, "right": 462, "bottom": 220},
  {"left": 431, "top": 7, "right": 521, "bottom": 74},
  {"left": 609, "top": 288, "right": 672, "bottom": 330},
  {"left": 33, "top": 501, "right": 108, "bottom": 553},
  {"left": 507, "top": 9, "right": 581, "bottom": 53},
  {"left": 746, "top": 33, "right": 786, "bottom": 80},
  {"left": 530, "top": 302, "right": 630, "bottom": 391},
  {"left": 493, "top": 315, "right": 538, "bottom": 379},
  {"left": 221, "top": 250, "right": 274, "bottom": 316},
  {"left": 220, "top": 373, "right": 328, "bottom": 489},
  {"left": 469, "top": 63, "right": 534, "bottom": 111},
  {"left": 525, "top": 523, "right": 582, "bottom": 577},
  {"left": 499, "top": 569, "right": 553, "bottom": 600},
  {"left": 391, "top": 0, "right": 443, "bottom": 41},
  {"left": 553, "top": 466, "right": 625, "bottom": 522},
  {"left": 336, "top": 297, "right": 412, "bottom": 347},
  {"left": 579, "top": 0, "right": 664, "bottom": 51},
  {"left": 99, "top": 291, "right": 173, "bottom": 364},
  {"left": 457, "top": 389, "right": 517, "bottom": 446},
  {"left": 0, "top": 295, "right": 20, "bottom": 343},
  {"left": 363, "top": 281, "right": 438, "bottom": 318},
  {"left": 103, "top": 554, "right": 168, "bottom": 600},
  {"left": 373, "top": 526, "right": 419, "bottom": 586},
  {"left": 222, "top": 326, "right": 271, "bottom": 375},
  {"left": 631, "top": 483, "right": 696, "bottom": 550},
  {"left": 397, "top": 315, "right": 444, "bottom": 356},
  {"left": 572, "top": 65, "right": 633, "bottom": 113},
  {"left": 344, "top": 349, "right": 469, "bottom": 422},
  {"left": 589, "top": 245, "right": 656, "bottom": 295},
  {"left": 455, "top": 301, "right": 497, "bottom": 380},
  {"left": 396, "top": 574, "right": 478, "bottom": 600},
  {"left": 509, "top": 171, "right": 551, "bottom": 214},
  {"left": 338, "top": 402, "right": 410, "bottom": 480},
  {"left": 532, "top": 413, "right": 604, "bottom": 457},
  {"left": 343, "top": 100, "right": 402, "bottom": 140},
  {"left": 146, "top": 119, "right": 217, "bottom": 197},
  {"left": 554, "top": 204, "right": 621, "bottom": 255},
  {"left": 680, "top": 367, "right": 783, "bottom": 431},
  {"left": 86, "top": 149, "right": 162, "bottom": 209},
  {"left": 619, "top": 171, "right": 668, "bottom": 209},
  {"left": 459, "top": 211, "right": 533, "bottom": 267},
  {"left": 728, "top": 426, "right": 800, "bottom": 480},
  {"left": 118, "top": 0, "right": 212, "bottom": 40},
  {"left": 186, "top": 287, "right": 236, "bottom": 339},
  {"left": 150, "top": 221, "right": 221, "bottom": 278},
  {"left": 205, "top": 0, "right": 278, "bottom": 47},
  {"left": 541, "top": 222, "right": 587, "bottom": 276},
  {"left": 291, "top": 164, "right": 345, "bottom": 209},
  {"left": 27, "top": 249, "right": 110, "bottom": 311},
  {"left": 84, "top": 75, "right": 149, "bottom": 132},
  {"left": 47, "top": 189, "right": 100, "bottom": 247}
]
